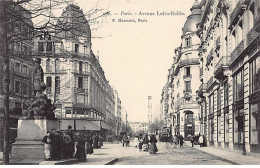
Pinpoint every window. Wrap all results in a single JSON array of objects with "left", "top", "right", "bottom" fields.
[
  {"left": 15, "top": 80, "right": 21, "bottom": 94},
  {"left": 249, "top": 56, "right": 260, "bottom": 93},
  {"left": 185, "top": 37, "right": 191, "bottom": 47},
  {"left": 209, "top": 94, "right": 214, "bottom": 114},
  {"left": 15, "top": 62, "right": 20, "bottom": 72},
  {"left": 75, "top": 44, "right": 79, "bottom": 52},
  {"left": 46, "top": 59, "right": 51, "bottom": 72},
  {"left": 233, "top": 70, "right": 244, "bottom": 101},
  {"left": 22, "top": 82, "right": 27, "bottom": 95},
  {"left": 23, "top": 46, "right": 28, "bottom": 56},
  {"left": 185, "top": 81, "right": 191, "bottom": 91},
  {"left": 224, "top": 82, "right": 229, "bottom": 107},
  {"left": 225, "top": 112, "right": 229, "bottom": 143},
  {"left": 78, "top": 77, "right": 83, "bottom": 88},
  {"left": 185, "top": 67, "right": 191, "bottom": 76},
  {"left": 46, "top": 42, "right": 52, "bottom": 52},
  {"left": 46, "top": 76, "right": 52, "bottom": 88},
  {"left": 38, "top": 42, "right": 44, "bottom": 51},
  {"left": 217, "top": 89, "right": 221, "bottom": 111},
  {"left": 22, "top": 65, "right": 28, "bottom": 75},
  {"left": 79, "top": 61, "right": 83, "bottom": 73},
  {"left": 55, "top": 59, "right": 60, "bottom": 73},
  {"left": 55, "top": 76, "right": 60, "bottom": 93}
]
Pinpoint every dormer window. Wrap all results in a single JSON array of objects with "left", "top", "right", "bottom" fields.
[{"left": 185, "top": 37, "right": 191, "bottom": 47}]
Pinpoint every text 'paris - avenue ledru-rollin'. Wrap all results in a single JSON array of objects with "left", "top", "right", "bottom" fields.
[{"left": 111, "top": 11, "right": 185, "bottom": 23}]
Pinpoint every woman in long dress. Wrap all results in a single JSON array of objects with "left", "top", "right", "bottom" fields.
[
  {"left": 75, "top": 133, "right": 86, "bottom": 161},
  {"left": 149, "top": 134, "right": 158, "bottom": 154},
  {"left": 134, "top": 136, "right": 139, "bottom": 148},
  {"left": 142, "top": 134, "right": 149, "bottom": 151}
]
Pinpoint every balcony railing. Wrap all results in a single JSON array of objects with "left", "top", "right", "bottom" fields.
[
  {"left": 74, "top": 87, "right": 86, "bottom": 93},
  {"left": 178, "top": 58, "right": 200, "bottom": 68},
  {"left": 206, "top": 49, "right": 214, "bottom": 65},
  {"left": 246, "top": 28, "right": 259, "bottom": 47},
  {"left": 215, "top": 37, "right": 220, "bottom": 50},
  {"left": 229, "top": 0, "right": 246, "bottom": 29},
  {"left": 230, "top": 40, "right": 244, "bottom": 64},
  {"left": 207, "top": 76, "right": 214, "bottom": 89},
  {"left": 183, "top": 89, "right": 192, "bottom": 94},
  {"left": 183, "top": 74, "right": 192, "bottom": 79},
  {"left": 200, "top": 67, "right": 203, "bottom": 76},
  {"left": 214, "top": 56, "right": 230, "bottom": 75},
  {"left": 73, "top": 70, "right": 90, "bottom": 76}
]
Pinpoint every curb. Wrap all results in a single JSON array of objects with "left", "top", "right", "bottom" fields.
[
  {"left": 39, "top": 158, "right": 79, "bottom": 165},
  {"left": 104, "top": 158, "right": 118, "bottom": 165},
  {"left": 188, "top": 146, "right": 239, "bottom": 165}
]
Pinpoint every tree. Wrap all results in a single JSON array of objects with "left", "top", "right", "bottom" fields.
[{"left": 0, "top": 0, "right": 109, "bottom": 164}]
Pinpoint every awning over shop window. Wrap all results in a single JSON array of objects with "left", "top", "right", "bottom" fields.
[
  {"left": 76, "top": 120, "right": 100, "bottom": 131},
  {"left": 101, "top": 122, "right": 110, "bottom": 130}
]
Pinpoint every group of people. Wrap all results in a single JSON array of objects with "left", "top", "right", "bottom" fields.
[
  {"left": 42, "top": 126, "right": 75, "bottom": 161},
  {"left": 42, "top": 125, "right": 103, "bottom": 161},
  {"left": 133, "top": 134, "right": 158, "bottom": 154}
]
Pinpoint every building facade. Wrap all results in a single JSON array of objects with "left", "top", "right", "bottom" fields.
[
  {"left": 197, "top": 0, "right": 260, "bottom": 154},
  {"left": 34, "top": 4, "right": 118, "bottom": 135},
  {"left": 0, "top": 4, "right": 34, "bottom": 151},
  {"left": 161, "top": 1, "right": 201, "bottom": 140},
  {"left": 114, "top": 90, "right": 122, "bottom": 135}
]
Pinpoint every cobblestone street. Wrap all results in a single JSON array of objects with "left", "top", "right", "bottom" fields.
[{"left": 74, "top": 141, "right": 233, "bottom": 165}]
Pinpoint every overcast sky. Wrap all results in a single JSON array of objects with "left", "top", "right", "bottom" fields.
[{"left": 74, "top": 0, "right": 196, "bottom": 122}]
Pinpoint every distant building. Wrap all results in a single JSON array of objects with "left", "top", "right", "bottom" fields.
[{"left": 129, "top": 122, "right": 148, "bottom": 134}]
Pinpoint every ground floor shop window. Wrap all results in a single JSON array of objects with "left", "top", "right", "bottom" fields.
[
  {"left": 250, "top": 103, "right": 260, "bottom": 145},
  {"left": 234, "top": 108, "right": 244, "bottom": 144},
  {"left": 225, "top": 112, "right": 229, "bottom": 143},
  {"left": 209, "top": 119, "right": 214, "bottom": 142}
]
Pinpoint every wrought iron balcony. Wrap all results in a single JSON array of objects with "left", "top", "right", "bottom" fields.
[
  {"left": 230, "top": 40, "right": 244, "bottom": 64},
  {"left": 214, "top": 56, "right": 230, "bottom": 79},
  {"left": 198, "top": 83, "right": 207, "bottom": 97},
  {"left": 183, "top": 89, "right": 192, "bottom": 94},
  {"left": 215, "top": 37, "right": 220, "bottom": 50},
  {"left": 229, "top": 0, "right": 246, "bottom": 29},
  {"left": 207, "top": 76, "right": 214, "bottom": 90},
  {"left": 178, "top": 58, "right": 200, "bottom": 68},
  {"left": 246, "top": 28, "right": 259, "bottom": 47},
  {"left": 73, "top": 70, "right": 90, "bottom": 76},
  {"left": 206, "top": 49, "right": 214, "bottom": 65}
]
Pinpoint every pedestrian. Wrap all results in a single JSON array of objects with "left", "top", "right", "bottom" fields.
[
  {"left": 42, "top": 132, "right": 52, "bottom": 161},
  {"left": 122, "top": 134, "right": 127, "bottom": 147},
  {"left": 93, "top": 134, "right": 99, "bottom": 149},
  {"left": 61, "top": 132, "right": 71, "bottom": 159},
  {"left": 191, "top": 136, "right": 194, "bottom": 147},
  {"left": 172, "top": 135, "right": 178, "bottom": 148},
  {"left": 75, "top": 133, "right": 87, "bottom": 161},
  {"left": 138, "top": 135, "right": 143, "bottom": 151},
  {"left": 85, "top": 134, "right": 94, "bottom": 155},
  {"left": 67, "top": 125, "right": 75, "bottom": 158},
  {"left": 148, "top": 134, "right": 158, "bottom": 154},
  {"left": 169, "top": 134, "right": 173, "bottom": 145},
  {"left": 179, "top": 135, "right": 184, "bottom": 148},
  {"left": 134, "top": 136, "right": 139, "bottom": 148},
  {"left": 199, "top": 135, "right": 203, "bottom": 147},
  {"left": 142, "top": 134, "right": 149, "bottom": 151},
  {"left": 50, "top": 129, "right": 62, "bottom": 160}
]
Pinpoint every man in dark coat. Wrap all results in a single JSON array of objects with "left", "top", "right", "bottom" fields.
[
  {"left": 50, "top": 129, "right": 62, "bottom": 160},
  {"left": 179, "top": 135, "right": 184, "bottom": 148},
  {"left": 67, "top": 125, "right": 75, "bottom": 158}
]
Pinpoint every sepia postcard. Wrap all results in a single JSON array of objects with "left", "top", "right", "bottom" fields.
[{"left": 0, "top": 0, "right": 259, "bottom": 166}]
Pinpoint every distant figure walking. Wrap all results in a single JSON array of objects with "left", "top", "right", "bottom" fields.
[
  {"left": 67, "top": 125, "right": 75, "bottom": 158},
  {"left": 179, "top": 135, "right": 184, "bottom": 148},
  {"left": 142, "top": 134, "right": 149, "bottom": 151},
  {"left": 172, "top": 135, "right": 178, "bottom": 148},
  {"left": 199, "top": 135, "right": 203, "bottom": 147},
  {"left": 138, "top": 135, "right": 143, "bottom": 151},
  {"left": 190, "top": 136, "right": 194, "bottom": 147},
  {"left": 75, "top": 133, "right": 86, "bottom": 161},
  {"left": 149, "top": 135, "right": 158, "bottom": 154},
  {"left": 134, "top": 136, "right": 139, "bottom": 148}
]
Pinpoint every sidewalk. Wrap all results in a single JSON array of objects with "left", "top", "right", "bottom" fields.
[{"left": 185, "top": 142, "right": 260, "bottom": 165}]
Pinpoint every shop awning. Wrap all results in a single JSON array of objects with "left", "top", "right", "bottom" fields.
[
  {"left": 101, "top": 122, "right": 110, "bottom": 130},
  {"left": 76, "top": 120, "right": 100, "bottom": 131}
]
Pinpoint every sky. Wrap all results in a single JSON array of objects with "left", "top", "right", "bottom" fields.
[{"left": 73, "top": 0, "right": 196, "bottom": 122}]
